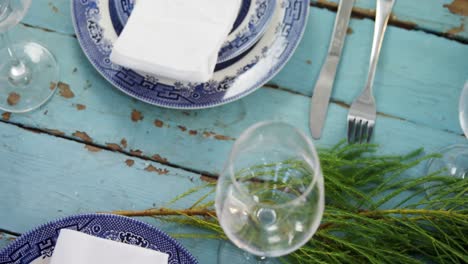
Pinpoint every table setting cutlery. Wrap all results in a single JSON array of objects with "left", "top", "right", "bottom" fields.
[
  {"left": 347, "top": 0, "right": 395, "bottom": 143},
  {"left": 310, "top": 0, "right": 355, "bottom": 140}
]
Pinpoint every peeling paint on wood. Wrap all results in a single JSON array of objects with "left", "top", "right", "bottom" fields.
[
  {"left": 200, "top": 175, "right": 217, "bottom": 183},
  {"left": 347, "top": 27, "right": 354, "bottom": 34},
  {"left": 144, "top": 165, "right": 169, "bottom": 175},
  {"left": 130, "top": 149, "right": 143, "bottom": 156},
  {"left": 447, "top": 22, "right": 465, "bottom": 35},
  {"left": 131, "top": 109, "right": 143, "bottom": 122},
  {"left": 178, "top": 125, "right": 187, "bottom": 132},
  {"left": 85, "top": 145, "right": 101, "bottom": 152},
  {"left": 57, "top": 82, "right": 74, "bottom": 98},
  {"left": 152, "top": 154, "right": 168, "bottom": 163},
  {"left": 189, "top": 130, "right": 198, "bottom": 135},
  {"left": 75, "top": 104, "right": 86, "bottom": 110},
  {"left": 73, "top": 131, "right": 92, "bottom": 143},
  {"left": 306, "top": 59, "right": 312, "bottom": 64},
  {"left": 2, "top": 112, "right": 11, "bottom": 121},
  {"left": 214, "top": 134, "right": 234, "bottom": 141},
  {"left": 7, "top": 92, "right": 20, "bottom": 106},
  {"left": 202, "top": 131, "right": 235, "bottom": 141},
  {"left": 154, "top": 119, "right": 164, "bottom": 128},
  {"left": 44, "top": 129, "right": 65, "bottom": 136},
  {"left": 120, "top": 138, "right": 128, "bottom": 148},
  {"left": 125, "top": 159, "right": 135, "bottom": 167},
  {"left": 444, "top": 0, "right": 468, "bottom": 16},
  {"left": 106, "top": 143, "right": 122, "bottom": 151}
]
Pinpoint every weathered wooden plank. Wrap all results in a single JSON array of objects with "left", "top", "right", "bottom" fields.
[
  {"left": 0, "top": 121, "right": 219, "bottom": 263},
  {"left": 16, "top": 5, "right": 468, "bottom": 135},
  {"left": 311, "top": 0, "right": 468, "bottom": 41},
  {"left": 2, "top": 11, "right": 466, "bottom": 176},
  {"left": 273, "top": 7, "right": 468, "bottom": 134},
  {"left": 16, "top": 5, "right": 468, "bottom": 133},
  {"left": 23, "top": 0, "right": 468, "bottom": 40}
]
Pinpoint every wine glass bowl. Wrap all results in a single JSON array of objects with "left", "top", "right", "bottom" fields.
[
  {"left": 216, "top": 122, "right": 324, "bottom": 258},
  {"left": 425, "top": 82, "right": 468, "bottom": 194},
  {"left": 0, "top": 0, "right": 31, "bottom": 32},
  {"left": 0, "top": 0, "right": 58, "bottom": 113}
]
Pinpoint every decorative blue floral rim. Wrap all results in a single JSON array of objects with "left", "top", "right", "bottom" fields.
[
  {"left": 0, "top": 214, "right": 198, "bottom": 263},
  {"left": 71, "top": 0, "right": 309, "bottom": 109},
  {"left": 218, "top": 0, "right": 276, "bottom": 63},
  {"left": 107, "top": 0, "right": 276, "bottom": 63}
]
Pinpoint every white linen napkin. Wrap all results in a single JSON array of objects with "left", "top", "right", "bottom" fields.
[
  {"left": 110, "top": 0, "right": 241, "bottom": 83},
  {"left": 50, "top": 229, "right": 169, "bottom": 264}
]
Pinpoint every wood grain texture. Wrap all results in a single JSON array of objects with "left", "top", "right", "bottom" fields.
[
  {"left": 310, "top": 0, "right": 468, "bottom": 40},
  {"left": 1, "top": 8, "right": 466, "bottom": 175},
  {"left": 273, "top": 7, "right": 468, "bottom": 134},
  {"left": 23, "top": 0, "right": 468, "bottom": 40},
  {"left": 0, "top": 121, "right": 220, "bottom": 263},
  {"left": 0, "top": 1, "right": 466, "bottom": 261},
  {"left": 16, "top": 1, "right": 468, "bottom": 133}
]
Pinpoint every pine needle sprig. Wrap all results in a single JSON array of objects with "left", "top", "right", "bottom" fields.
[{"left": 110, "top": 142, "right": 468, "bottom": 263}]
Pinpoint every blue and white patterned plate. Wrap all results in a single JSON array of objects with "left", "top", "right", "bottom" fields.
[
  {"left": 72, "top": 0, "right": 309, "bottom": 109},
  {"left": 108, "top": 0, "right": 276, "bottom": 63},
  {"left": 0, "top": 214, "right": 198, "bottom": 264}
]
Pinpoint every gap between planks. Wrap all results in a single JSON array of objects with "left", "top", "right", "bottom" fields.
[
  {"left": 0, "top": 119, "right": 220, "bottom": 181},
  {"left": 310, "top": 1, "right": 468, "bottom": 45},
  {"left": 263, "top": 84, "right": 467, "bottom": 138},
  {"left": 0, "top": 229, "right": 20, "bottom": 237}
]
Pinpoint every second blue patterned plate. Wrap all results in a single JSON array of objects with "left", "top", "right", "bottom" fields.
[
  {"left": 0, "top": 214, "right": 198, "bottom": 264},
  {"left": 72, "top": 0, "right": 309, "bottom": 109}
]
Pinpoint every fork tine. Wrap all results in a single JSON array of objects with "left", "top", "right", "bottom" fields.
[
  {"left": 353, "top": 119, "right": 362, "bottom": 144},
  {"left": 366, "top": 122, "right": 374, "bottom": 143},
  {"left": 359, "top": 120, "right": 368, "bottom": 144},
  {"left": 347, "top": 117, "right": 355, "bottom": 143}
]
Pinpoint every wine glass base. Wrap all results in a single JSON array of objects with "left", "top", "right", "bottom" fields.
[
  {"left": 425, "top": 144, "right": 468, "bottom": 195},
  {"left": 0, "top": 42, "right": 59, "bottom": 113},
  {"left": 217, "top": 241, "right": 280, "bottom": 264}
]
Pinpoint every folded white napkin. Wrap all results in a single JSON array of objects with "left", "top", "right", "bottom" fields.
[
  {"left": 50, "top": 229, "right": 168, "bottom": 264},
  {"left": 110, "top": 0, "right": 241, "bottom": 83}
]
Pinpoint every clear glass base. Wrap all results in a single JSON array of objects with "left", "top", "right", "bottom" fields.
[
  {"left": 425, "top": 144, "right": 468, "bottom": 195},
  {"left": 0, "top": 42, "right": 58, "bottom": 113},
  {"left": 218, "top": 241, "right": 280, "bottom": 264}
]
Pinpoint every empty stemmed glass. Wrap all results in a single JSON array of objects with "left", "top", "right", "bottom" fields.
[
  {"left": 216, "top": 121, "right": 325, "bottom": 263},
  {"left": 425, "top": 81, "right": 467, "bottom": 193},
  {"left": 0, "top": 0, "right": 59, "bottom": 113}
]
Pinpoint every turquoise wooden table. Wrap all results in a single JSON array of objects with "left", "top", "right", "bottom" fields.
[{"left": 1, "top": 0, "right": 467, "bottom": 262}]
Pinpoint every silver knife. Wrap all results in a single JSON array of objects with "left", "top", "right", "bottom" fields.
[{"left": 310, "top": 0, "right": 355, "bottom": 139}]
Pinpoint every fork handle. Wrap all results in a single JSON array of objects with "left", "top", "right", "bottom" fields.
[{"left": 362, "top": 0, "right": 395, "bottom": 101}]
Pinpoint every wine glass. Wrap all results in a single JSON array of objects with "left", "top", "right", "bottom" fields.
[
  {"left": 215, "top": 121, "right": 325, "bottom": 263},
  {"left": 0, "top": 0, "right": 59, "bottom": 113},
  {"left": 425, "top": 82, "right": 467, "bottom": 194},
  {"left": 460, "top": 81, "right": 467, "bottom": 138}
]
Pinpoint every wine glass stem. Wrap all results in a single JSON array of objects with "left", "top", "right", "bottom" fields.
[{"left": 1, "top": 31, "right": 31, "bottom": 86}]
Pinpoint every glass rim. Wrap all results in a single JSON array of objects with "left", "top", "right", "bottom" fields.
[
  {"left": 227, "top": 121, "right": 323, "bottom": 208},
  {"left": 459, "top": 81, "right": 468, "bottom": 139}
]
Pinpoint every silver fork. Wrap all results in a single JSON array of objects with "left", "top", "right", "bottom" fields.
[{"left": 347, "top": 0, "right": 395, "bottom": 143}]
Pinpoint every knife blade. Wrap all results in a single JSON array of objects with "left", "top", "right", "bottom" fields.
[{"left": 310, "top": 0, "right": 355, "bottom": 139}]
